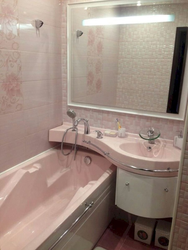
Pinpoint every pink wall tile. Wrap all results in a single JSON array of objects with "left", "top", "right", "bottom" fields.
[
  {"left": 0, "top": 116, "right": 25, "bottom": 146},
  {"left": 22, "top": 80, "right": 49, "bottom": 109},
  {"left": 0, "top": 0, "right": 19, "bottom": 50},
  {"left": 19, "top": 24, "right": 61, "bottom": 54},
  {"left": 48, "top": 103, "right": 63, "bottom": 129},
  {"left": 0, "top": 138, "right": 26, "bottom": 173},
  {"left": 172, "top": 155, "right": 188, "bottom": 249},
  {"left": 24, "top": 130, "right": 51, "bottom": 160},
  {"left": 24, "top": 106, "right": 49, "bottom": 135},
  {"left": 0, "top": 0, "right": 62, "bottom": 173},
  {"left": 71, "top": 7, "right": 119, "bottom": 108},
  {"left": 18, "top": 0, "right": 61, "bottom": 28},
  {"left": 116, "top": 4, "right": 188, "bottom": 113},
  {"left": 21, "top": 52, "right": 61, "bottom": 82},
  {"left": 0, "top": 50, "right": 23, "bottom": 114}
]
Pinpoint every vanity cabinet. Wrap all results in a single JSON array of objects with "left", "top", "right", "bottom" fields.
[{"left": 115, "top": 168, "right": 177, "bottom": 218}]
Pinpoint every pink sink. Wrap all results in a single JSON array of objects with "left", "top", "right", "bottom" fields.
[{"left": 119, "top": 140, "right": 180, "bottom": 160}]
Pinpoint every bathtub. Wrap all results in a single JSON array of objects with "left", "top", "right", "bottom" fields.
[{"left": 0, "top": 147, "right": 116, "bottom": 250}]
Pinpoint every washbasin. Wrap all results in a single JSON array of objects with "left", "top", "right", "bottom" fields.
[{"left": 119, "top": 140, "right": 180, "bottom": 160}]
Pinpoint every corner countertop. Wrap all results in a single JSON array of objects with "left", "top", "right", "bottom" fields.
[{"left": 49, "top": 123, "right": 181, "bottom": 177}]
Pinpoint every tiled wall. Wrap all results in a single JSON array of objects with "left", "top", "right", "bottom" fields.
[
  {"left": 117, "top": 4, "right": 188, "bottom": 113},
  {"left": 0, "top": 0, "right": 62, "bottom": 173},
  {"left": 171, "top": 118, "right": 188, "bottom": 249},
  {"left": 71, "top": 7, "right": 119, "bottom": 107},
  {"left": 62, "top": 0, "right": 184, "bottom": 140}
]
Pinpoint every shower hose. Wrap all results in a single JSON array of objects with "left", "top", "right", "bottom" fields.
[{"left": 61, "top": 126, "right": 78, "bottom": 160}]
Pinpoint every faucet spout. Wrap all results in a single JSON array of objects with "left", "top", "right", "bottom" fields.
[{"left": 74, "top": 118, "right": 90, "bottom": 134}]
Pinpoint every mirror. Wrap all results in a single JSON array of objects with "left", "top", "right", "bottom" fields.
[{"left": 67, "top": 1, "right": 188, "bottom": 120}]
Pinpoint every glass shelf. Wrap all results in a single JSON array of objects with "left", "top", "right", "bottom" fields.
[{"left": 139, "top": 128, "right": 161, "bottom": 141}]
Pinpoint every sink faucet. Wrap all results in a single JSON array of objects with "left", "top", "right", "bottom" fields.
[
  {"left": 147, "top": 127, "right": 155, "bottom": 138},
  {"left": 74, "top": 118, "right": 90, "bottom": 134}
]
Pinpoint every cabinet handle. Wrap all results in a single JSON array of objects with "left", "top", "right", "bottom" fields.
[
  {"left": 125, "top": 182, "right": 130, "bottom": 186},
  {"left": 164, "top": 188, "right": 169, "bottom": 192}
]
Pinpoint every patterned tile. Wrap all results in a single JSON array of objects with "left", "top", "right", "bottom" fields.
[{"left": 0, "top": 0, "right": 62, "bottom": 173}]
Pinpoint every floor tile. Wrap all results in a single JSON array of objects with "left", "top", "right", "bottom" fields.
[
  {"left": 96, "top": 218, "right": 129, "bottom": 250},
  {"left": 95, "top": 219, "right": 163, "bottom": 250}
]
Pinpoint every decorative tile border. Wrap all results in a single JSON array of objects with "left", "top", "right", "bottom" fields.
[
  {"left": 0, "top": 50, "right": 23, "bottom": 114},
  {"left": 0, "top": 0, "right": 23, "bottom": 114},
  {"left": 0, "top": 0, "right": 19, "bottom": 50}
]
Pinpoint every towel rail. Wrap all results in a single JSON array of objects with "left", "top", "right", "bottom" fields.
[
  {"left": 83, "top": 140, "right": 178, "bottom": 174},
  {"left": 49, "top": 201, "right": 94, "bottom": 250}
]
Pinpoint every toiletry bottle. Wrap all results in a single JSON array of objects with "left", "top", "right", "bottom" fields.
[
  {"left": 116, "top": 118, "right": 121, "bottom": 130},
  {"left": 173, "top": 131, "right": 183, "bottom": 149}
]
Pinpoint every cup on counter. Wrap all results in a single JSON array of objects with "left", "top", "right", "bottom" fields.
[{"left": 118, "top": 128, "right": 126, "bottom": 138}]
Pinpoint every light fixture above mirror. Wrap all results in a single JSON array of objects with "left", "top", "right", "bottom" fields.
[{"left": 82, "top": 15, "right": 175, "bottom": 26}]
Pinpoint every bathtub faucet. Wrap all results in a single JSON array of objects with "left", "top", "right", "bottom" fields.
[{"left": 74, "top": 118, "right": 90, "bottom": 134}]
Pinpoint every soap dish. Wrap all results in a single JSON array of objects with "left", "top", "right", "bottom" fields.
[{"left": 104, "top": 130, "right": 118, "bottom": 137}]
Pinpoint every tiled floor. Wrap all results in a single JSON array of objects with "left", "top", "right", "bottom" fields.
[{"left": 94, "top": 218, "right": 163, "bottom": 250}]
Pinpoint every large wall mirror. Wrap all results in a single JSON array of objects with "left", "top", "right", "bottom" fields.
[{"left": 67, "top": 0, "right": 188, "bottom": 120}]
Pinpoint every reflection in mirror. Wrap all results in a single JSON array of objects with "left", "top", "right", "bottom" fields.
[
  {"left": 68, "top": 1, "right": 188, "bottom": 120},
  {"left": 167, "top": 27, "right": 188, "bottom": 113}
]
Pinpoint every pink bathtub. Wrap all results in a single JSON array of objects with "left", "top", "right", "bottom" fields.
[{"left": 0, "top": 147, "right": 116, "bottom": 250}]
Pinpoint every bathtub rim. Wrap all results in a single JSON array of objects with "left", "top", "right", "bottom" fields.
[
  {"left": 0, "top": 144, "right": 103, "bottom": 178},
  {"left": 0, "top": 146, "right": 59, "bottom": 177}
]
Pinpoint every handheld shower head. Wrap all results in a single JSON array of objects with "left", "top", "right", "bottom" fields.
[
  {"left": 67, "top": 109, "right": 76, "bottom": 126},
  {"left": 67, "top": 109, "right": 76, "bottom": 119}
]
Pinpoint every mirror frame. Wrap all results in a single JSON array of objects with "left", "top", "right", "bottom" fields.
[{"left": 67, "top": 1, "right": 188, "bottom": 121}]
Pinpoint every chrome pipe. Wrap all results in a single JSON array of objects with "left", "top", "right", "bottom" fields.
[{"left": 49, "top": 201, "right": 94, "bottom": 250}]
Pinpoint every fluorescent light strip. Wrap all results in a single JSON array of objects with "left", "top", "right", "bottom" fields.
[{"left": 82, "top": 15, "right": 175, "bottom": 26}]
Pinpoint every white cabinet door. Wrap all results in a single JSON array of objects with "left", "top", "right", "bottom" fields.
[{"left": 115, "top": 168, "right": 177, "bottom": 218}]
